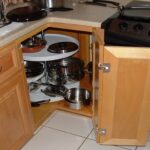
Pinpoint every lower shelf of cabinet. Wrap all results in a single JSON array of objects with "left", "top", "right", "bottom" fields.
[
  {"left": 32, "top": 73, "right": 92, "bottom": 128},
  {"left": 32, "top": 100, "right": 92, "bottom": 128}
]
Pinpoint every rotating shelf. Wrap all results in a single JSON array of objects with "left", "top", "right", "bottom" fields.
[{"left": 23, "top": 34, "right": 79, "bottom": 61}]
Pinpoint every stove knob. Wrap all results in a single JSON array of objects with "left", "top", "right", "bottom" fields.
[
  {"left": 133, "top": 24, "right": 143, "bottom": 32},
  {"left": 119, "top": 22, "right": 128, "bottom": 31}
]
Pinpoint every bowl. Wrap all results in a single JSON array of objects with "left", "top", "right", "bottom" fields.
[{"left": 64, "top": 88, "right": 91, "bottom": 109}]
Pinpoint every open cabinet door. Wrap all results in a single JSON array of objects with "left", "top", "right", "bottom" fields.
[
  {"left": 92, "top": 28, "right": 150, "bottom": 146},
  {"left": 92, "top": 28, "right": 104, "bottom": 142}
]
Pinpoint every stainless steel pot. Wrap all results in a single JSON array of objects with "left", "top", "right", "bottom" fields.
[
  {"left": 64, "top": 88, "right": 91, "bottom": 109},
  {"left": 32, "top": 0, "right": 64, "bottom": 9},
  {"left": 47, "top": 57, "right": 85, "bottom": 85}
]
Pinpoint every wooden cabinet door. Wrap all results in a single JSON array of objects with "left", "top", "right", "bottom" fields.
[
  {"left": 92, "top": 28, "right": 104, "bottom": 142},
  {"left": 0, "top": 72, "right": 34, "bottom": 150},
  {"left": 92, "top": 28, "right": 150, "bottom": 146}
]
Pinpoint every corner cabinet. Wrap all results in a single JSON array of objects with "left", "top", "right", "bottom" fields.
[
  {"left": 0, "top": 43, "right": 34, "bottom": 150},
  {"left": 92, "top": 28, "right": 150, "bottom": 146}
]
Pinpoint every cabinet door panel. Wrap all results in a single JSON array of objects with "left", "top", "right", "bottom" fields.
[
  {"left": 92, "top": 28, "right": 104, "bottom": 141},
  {"left": 0, "top": 72, "right": 34, "bottom": 150},
  {"left": 101, "top": 46, "right": 150, "bottom": 145},
  {"left": 93, "top": 28, "right": 150, "bottom": 146}
]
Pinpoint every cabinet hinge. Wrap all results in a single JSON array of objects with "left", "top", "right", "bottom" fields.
[
  {"left": 98, "top": 63, "right": 110, "bottom": 73},
  {"left": 96, "top": 128, "right": 107, "bottom": 136}
]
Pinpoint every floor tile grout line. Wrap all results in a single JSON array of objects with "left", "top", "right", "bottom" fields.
[
  {"left": 43, "top": 125, "right": 90, "bottom": 138},
  {"left": 117, "top": 146, "right": 137, "bottom": 150},
  {"left": 86, "top": 128, "right": 95, "bottom": 140},
  {"left": 77, "top": 135, "right": 90, "bottom": 150}
]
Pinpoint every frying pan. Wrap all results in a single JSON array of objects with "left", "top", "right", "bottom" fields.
[
  {"left": 6, "top": 5, "right": 47, "bottom": 22},
  {"left": 22, "top": 36, "right": 47, "bottom": 53}
]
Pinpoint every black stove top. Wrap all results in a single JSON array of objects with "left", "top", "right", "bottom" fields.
[{"left": 102, "top": 1, "right": 150, "bottom": 46}]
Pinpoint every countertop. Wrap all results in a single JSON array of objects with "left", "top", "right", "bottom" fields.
[{"left": 0, "top": 0, "right": 131, "bottom": 47}]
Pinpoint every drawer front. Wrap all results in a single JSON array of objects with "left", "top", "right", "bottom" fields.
[{"left": 0, "top": 44, "right": 22, "bottom": 83}]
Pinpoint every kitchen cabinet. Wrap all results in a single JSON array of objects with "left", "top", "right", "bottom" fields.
[
  {"left": 0, "top": 43, "right": 34, "bottom": 150},
  {"left": 1, "top": 21, "right": 150, "bottom": 149},
  {"left": 92, "top": 28, "right": 150, "bottom": 146}
]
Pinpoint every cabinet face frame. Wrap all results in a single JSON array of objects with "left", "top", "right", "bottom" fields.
[
  {"left": 0, "top": 72, "right": 34, "bottom": 150},
  {"left": 0, "top": 43, "right": 34, "bottom": 150},
  {"left": 92, "top": 28, "right": 150, "bottom": 146},
  {"left": 0, "top": 43, "right": 22, "bottom": 84},
  {"left": 92, "top": 28, "right": 104, "bottom": 142}
]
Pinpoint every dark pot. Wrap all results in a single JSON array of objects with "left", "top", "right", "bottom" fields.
[{"left": 24, "top": 61, "right": 45, "bottom": 78}]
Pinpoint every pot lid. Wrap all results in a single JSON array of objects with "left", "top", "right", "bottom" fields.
[
  {"left": 48, "top": 42, "right": 79, "bottom": 53},
  {"left": 6, "top": 6, "right": 47, "bottom": 22}
]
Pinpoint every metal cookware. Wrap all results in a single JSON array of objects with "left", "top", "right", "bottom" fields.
[
  {"left": 22, "top": 36, "right": 47, "bottom": 53},
  {"left": 47, "top": 57, "right": 85, "bottom": 85},
  {"left": 6, "top": 5, "right": 47, "bottom": 22},
  {"left": 24, "top": 61, "right": 45, "bottom": 78},
  {"left": 64, "top": 88, "right": 91, "bottom": 109},
  {"left": 32, "top": 0, "right": 64, "bottom": 9},
  {"left": 48, "top": 41, "right": 78, "bottom": 53},
  {"left": 32, "top": 0, "right": 73, "bottom": 11}
]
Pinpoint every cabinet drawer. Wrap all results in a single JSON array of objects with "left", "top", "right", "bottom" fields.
[{"left": 0, "top": 44, "right": 21, "bottom": 83}]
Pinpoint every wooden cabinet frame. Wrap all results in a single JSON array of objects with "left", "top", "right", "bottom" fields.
[{"left": 92, "top": 27, "right": 150, "bottom": 146}]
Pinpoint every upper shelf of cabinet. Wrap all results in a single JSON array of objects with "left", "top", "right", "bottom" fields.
[{"left": 23, "top": 34, "right": 79, "bottom": 62}]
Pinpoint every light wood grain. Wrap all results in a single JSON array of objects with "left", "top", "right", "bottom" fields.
[
  {"left": 0, "top": 43, "right": 34, "bottom": 150},
  {"left": 96, "top": 45, "right": 150, "bottom": 145},
  {"left": 0, "top": 43, "right": 21, "bottom": 84},
  {"left": 0, "top": 72, "right": 34, "bottom": 150}
]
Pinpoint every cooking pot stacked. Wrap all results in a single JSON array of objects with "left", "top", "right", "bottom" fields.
[
  {"left": 47, "top": 57, "right": 85, "bottom": 85},
  {"left": 23, "top": 33, "right": 91, "bottom": 109}
]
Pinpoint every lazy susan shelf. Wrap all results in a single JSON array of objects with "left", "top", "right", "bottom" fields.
[{"left": 23, "top": 34, "right": 79, "bottom": 61}]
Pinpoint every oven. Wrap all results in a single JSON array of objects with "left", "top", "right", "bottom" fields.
[{"left": 101, "top": 0, "right": 150, "bottom": 47}]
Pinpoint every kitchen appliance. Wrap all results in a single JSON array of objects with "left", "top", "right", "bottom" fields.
[
  {"left": 102, "top": 1, "right": 150, "bottom": 46},
  {"left": 32, "top": 0, "right": 73, "bottom": 11}
]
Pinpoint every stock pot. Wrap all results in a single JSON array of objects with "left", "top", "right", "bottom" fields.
[
  {"left": 47, "top": 57, "right": 84, "bottom": 85},
  {"left": 32, "top": 0, "right": 64, "bottom": 9}
]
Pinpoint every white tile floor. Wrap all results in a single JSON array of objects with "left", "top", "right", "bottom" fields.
[{"left": 22, "top": 110, "right": 150, "bottom": 150}]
